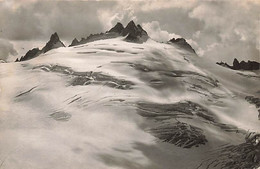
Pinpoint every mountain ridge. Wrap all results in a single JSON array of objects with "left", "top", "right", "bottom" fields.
[
  {"left": 217, "top": 58, "right": 260, "bottom": 71},
  {"left": 16, "top": 32, "right": 65, "bottom": 62},
  {"left": 69, "top": 20, "right": 149, "bottom": 47},
  {"left": 16, "top": 21, "right": 194, "bottom": 62}
]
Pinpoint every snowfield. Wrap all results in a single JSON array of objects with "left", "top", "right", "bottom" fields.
[{"left": 0, "top": 37, "right": 259, "bottom": 169}]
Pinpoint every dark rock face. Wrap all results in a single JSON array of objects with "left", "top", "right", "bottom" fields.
[
  {"left": 19, "top": 48, "right": 41, "bottom": 61},
  {"left": 233, "top": 58, "right": 240, "bottom": 70},
  {"left": 121, "top": 20, "right": 138, "bottom": 36},
  {"left": 41, "top": 32, "right": 65, "bottom": 53},
  {"left": 216, "top": 61, "right": 233, "bottom": 69},
  {"left": 108, "top": 22, "right": 124, "bottom": 34},
  {"left": 169, "top": 38, "right": 196, "bottom": 53},
  {"left": 121, "top": 20, "right": 148, "bottom": 43},
  {"left": 69, "top": 21, "right": 149, "bottom": 47},
  {"left": 68, "top": 22, "right": 125, "bottom": 47},
  {"left": 17, "top": 32, "right": 65, "bottom": 62},
  {"left": 69, "top": 38, "right": 80, "bottom": 47},
  {"left": 217, "top": 58, "right": 260, "bottom": 71},
  {"left": 69, "top": 32, "right": 119, "bottom": 47}
]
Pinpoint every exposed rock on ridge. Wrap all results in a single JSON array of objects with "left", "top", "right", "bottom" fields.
[
  {"left": 169, "top": 38, "right": 196, "bottom": 53},
  {"left": 217, "top": 58, "right": 260, "bottom": 71},
  {"left": 69, "top": 20, "right": 149, "bottom": 47},
  {"left": 16, "top": 32, "right": 65, "bottom": 62},
  {"left": 41, "top": 32, "right": 65, "bottom": 53},
  {"left": 108, "top": 22, "right": 124, "bottom": 34},
  {"left": 69, "top": 38, "right": 80, "bottom": 47},
  {"left": 19, "top": 48, "right": 41, "bottom": 61},
  {"left": 121, "top": 20, "right": 148, "bottom": 43}
]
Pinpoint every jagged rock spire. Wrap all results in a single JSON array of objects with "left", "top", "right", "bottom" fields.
[
  {"left": 42, "top": 32, "right": 65, "bottom": 53},
  {"left": 19, "top": 48, "right": 41, "bottom": 61},
  {"left": 69, "top": 38, "right": 80, "bottom": 47},
  {"left": 217, "top": 58, "right": 259, "bottom": 70},
  {"left": 121, "top": 20, "right": 138, "bottom": 36},
  {"left": 233, "top": 58, "right": 240, "bottom": 70},
  {"left": 169, "top": 38, "right": 196, "bottom": 53},
  {"left": 17, "top": 32, "right": 65, "bottom": 62},
  {"left": 108, "top": 22, "right": 124, "bottom": 34},
  {"left": 121, "top": 20, "right": 148, "bottom": 42}
]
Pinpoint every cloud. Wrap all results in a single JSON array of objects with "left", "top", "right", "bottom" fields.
[
  {"left": 0, "top": 38, "right": 17, "bottom": 61},
  {"left": 187, "top": 1, "right": 260, "bottom": 62},
  {"left": 97, "top": 6, "right": 137, "bottom": 31},
  {"left": 142, "top": 21, "right": 181, "bottom": 42},
  {"left": 0, "top": 1, "right": 117, "bottom": 41}
]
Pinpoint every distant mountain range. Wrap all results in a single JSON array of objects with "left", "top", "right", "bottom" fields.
[
  {"left": 15, "top": 20, "right": 196, "bottom": 62},
  {"left": 217, "top": 58, "right": 259, "bottom": 71},
  {"left": 68, "top": 20, "right": 148, "bottom": 47}
]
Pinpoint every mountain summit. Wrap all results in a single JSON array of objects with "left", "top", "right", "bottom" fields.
[
  {"left": 41, "top": 32, "right": 65, "bottom": 53},
  {"left": 121, "top": 20, "right": 148, "bottom": 42},
  {"left": 217, "top": 58, "right": 260, "bottom": 70},
  {"left": 169, "top": 38, "right": 196, "bottom": 53},
  {"left": 108, "top": 22, "right": 124, "bottom": 34},
  {"left": 16, "top": 32, "right": 65, "bottom": 62},
  {"left": 69, "top": 21, "right": 149, "bottom": 47}
]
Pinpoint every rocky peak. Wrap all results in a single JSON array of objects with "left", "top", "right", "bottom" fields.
[
  {"left": 137, "top": 24, "right": 148, "bottom": 36},
  {"left": 169, "top": 38, "right": 195, "bottom": 53},
  {"left": 217, "top": 58, "right": 260, "bottom": 71},
  {"left": 233, "top": 58, "right": 240, "bottom": 70},
  {"left": 17, "top": 32, "right": 65, "bottom": 62},
  {"left": 69, "top": 38, "right": 80, "bottom": 47},
  {"left": 121, "top": 20, "right": 138, "bottom": 36},
  {"left": 42, "top": 32, "right": 65, "bottom": 53},
  {"left": 108, "top": 22, "right": 124, "bottom": 34},
  {"left": 19, "top": 48, "right": 41, "bottom": 61},
  {"left": 170, "top": 38, "right": 186, "bottom": 43},
  {"left": 121, "top": 20, "right": 148, "bottom": 43},
  {"left": 50, "top": 32, "right": 60, "bottom": 42}
]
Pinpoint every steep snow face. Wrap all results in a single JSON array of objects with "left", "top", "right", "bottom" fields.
[{"left": 0, "top": 37, "right": 259, "bottom": 169}]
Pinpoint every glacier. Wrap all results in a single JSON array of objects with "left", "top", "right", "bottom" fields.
[{"left": 0, "top": 37, "right": 259, "bottom": 169}]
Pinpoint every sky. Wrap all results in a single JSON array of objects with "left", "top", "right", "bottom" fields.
[{"left": 0, "top": 0, "right": 259, "bottom": 63}]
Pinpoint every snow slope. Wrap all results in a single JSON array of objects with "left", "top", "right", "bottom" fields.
[{"left": 0, "top": 37, "right": 259, "bottom": 169}]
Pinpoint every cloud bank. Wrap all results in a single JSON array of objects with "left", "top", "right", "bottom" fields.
[
  {"left": 0, "top": 39, "right": 17, "bottom": 61},
  {"left": 142, "top": 21, "right": 181, "bottom": 42}
]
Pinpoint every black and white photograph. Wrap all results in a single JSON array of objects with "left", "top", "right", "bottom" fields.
[{"left": 0, "top": 0, "right": 259, "bottom": 168}]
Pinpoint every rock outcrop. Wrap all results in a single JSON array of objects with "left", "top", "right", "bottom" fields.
[
  {"left": 16, "top": 32, "right": 65, "bottom": 62},
  {"left": 69, "top": 32, "right": 119, "bottom": 47},
  {"left": 69, "top": 21, "right": 149, "bottom": 47},
  {"left": 41, "top": 32, "right": 65, "bottom": 53},
  {"left": 108, "top": 22, "right": 124, "bottom": 34},
  {"left": 69, "top": 38, "right": 80, "bottom": 47},
  {"left": 121, "top": 20, "right": 148, "bottom": 43},
  {"left": 216, "top": 61, "right": 232, "bottom": 68},
  {"left": 217, "top": 58, "right": 260, "bottom": 71},
  {"left": 169, "top": 38, "right": 196, "bottom": 53},
  {"left": 19, "top": 48, "right": 41, "bottom": 61}
]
